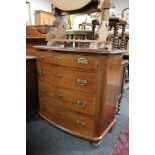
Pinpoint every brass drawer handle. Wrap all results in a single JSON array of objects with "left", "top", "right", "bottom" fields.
[
  {"left": 77, "top": 58, "right": 88, "bottom": 64},
  {"left": 76, "top": 79, "right": 87, "bottom": 86},
  {"left": 54, "top": 56, "right": 62, "bottom": 61},
  {"left": 38, "top": 55, "right": 45, "bottom": 61},
  {"left": 55, "top": 73, "right": 62, "bottom": 78},
  {"left": 55, "top": 112, "right": 63, "bottom": 117},
  {"left": 54, "top": 93, "right": 63, "bottom": 99},
  {"left": 38, "top": 69, "right": 45, "bottom": 76},
  {"left": 40, "top": 88, "right": 47, "bottom": 94},
  {"left": 76, "top": 101, "right": 86, "bottom": 108},
  {"left": 75, "top": 120, "right": 85, "bottom": 127}
]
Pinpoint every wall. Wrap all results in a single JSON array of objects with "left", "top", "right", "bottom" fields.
[
  {"left": 114, "top": 0, "right": 129, "bottom": 16},
  {"left": 27, "top": 0, "right": 52, "bottom": 25},
  {"left": 70, "top": 14, "right": 92, "bottom": 30},
  {"left": 69, "top": 0, "right": 129, "bottom": 30},
  {"left": 27, "top": 0, "right": 129, "bottom": 26}
]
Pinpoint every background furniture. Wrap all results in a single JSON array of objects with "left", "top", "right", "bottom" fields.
[
  {"left": 26, "top": 25, "right": 55, "bottom": 56},
  {"left": 34, "top": 10, "right": 55, "bottom": 25},
  {"left": 116, "top": 59, "right": 129, "bottom": 114},
  {"left": 35, "top": 46, "right": 123, "bottom": 147},
  {"left": 26, "top": 56, "right": 39, "bottom": 117},
  {"left": 108, "top": 17, "right": 127, "bottom": 50},
  {"left": 26, "top": 25, "right": 56, "bottom": 118},
  {"left": 65, "top": 30, "right": 93, "bottom": 47}
]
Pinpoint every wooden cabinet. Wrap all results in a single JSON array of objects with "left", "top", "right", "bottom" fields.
[
  {"left": 34, "top": 10, "right": 55, "bottom": 25},
  {"left": 26, "top": 56, "right": 39, "bottom": 117},
  {"left": 26, "top": 25, "right": 55, "bottom": 56},
  {"left": 35, "top": 46, "right": 123, "bottom": 146},
  {"left": 116, "top": 59, "right": 129, "bottom": 114}
]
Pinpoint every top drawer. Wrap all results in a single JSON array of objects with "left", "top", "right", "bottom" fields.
[{"left": 36, "top": 51, "right": 98, "bottom": 70}]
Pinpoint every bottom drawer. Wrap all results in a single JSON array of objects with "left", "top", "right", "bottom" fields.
[{"left": 40, "top": 103, "right": 95, "bottom": 136}]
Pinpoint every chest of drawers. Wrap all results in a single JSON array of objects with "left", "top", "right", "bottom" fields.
[{"left": 35, "top": 46, "right": 123, "bottom": 147}]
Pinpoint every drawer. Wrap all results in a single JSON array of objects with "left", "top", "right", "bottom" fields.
[
  {"left": 36, "top": 51, "right": 98, "bottom": 70},
  {"left": 39, "top": 93, "right": 64, "bottom": 108},
  {"left": 40, "top": 103, "right": 67, "bottom": 127},
  {"left": 40, "top": 103, "right": 94, "bottom": 136},
  {"left": 37, "top": 62, "right": 97, "bottom": 94},
  {"left": 38, "top": 81, "right": 96, "bottom": 115},
  {"left": 38, "top": 82, "right": 65, "bottom": 107}
]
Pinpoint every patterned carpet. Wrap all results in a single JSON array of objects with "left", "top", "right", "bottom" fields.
[
  {"left": 26, "top": 90, "right": 129, "bottom": 155},
  {"left": 110, "top": 120, "right": 129, "bottom": 155}
]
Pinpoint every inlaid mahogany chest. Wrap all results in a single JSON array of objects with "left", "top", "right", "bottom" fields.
[{"left": 35, "top": 46, "right": 123, "bottom": 147}]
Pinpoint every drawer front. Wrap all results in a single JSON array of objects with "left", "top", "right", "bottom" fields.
[
  {"left": 36, "top": 51, "right": 98, "bottom": 70},
  {"left": 38, "top": 80, "right": 64, "bottom": 107},
  {"left": 40, "top": 103, "right": 67, "bottom": 127},
  {"left": 37, "top": 62, "right": 97, "bottom": 94},
  {"left": 39, "top": 93, "right": 64, "bottom": 108},
  {"left": 38, "top": 81, "right": 96, "bottom": 115},
  {"left": 40, "top": 103, "right": 94, "bottom": 136}
]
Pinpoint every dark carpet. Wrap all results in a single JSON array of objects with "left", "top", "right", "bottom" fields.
[{"left": 26, "top": 90, "right": 129, "bottom": 155}]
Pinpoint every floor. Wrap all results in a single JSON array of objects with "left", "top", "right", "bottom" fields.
[{"left": 26, "top": 90, "right": 129, "bottom": 155}]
